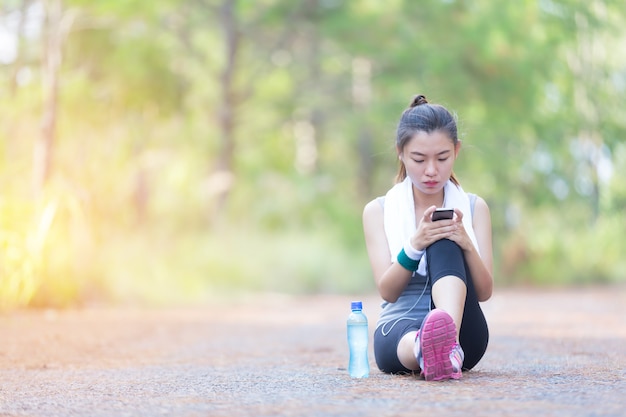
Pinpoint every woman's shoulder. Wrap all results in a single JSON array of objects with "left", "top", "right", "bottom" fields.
[
  {"left": 363, "top": 196, "right": 385, "bottom": 220},
  {"left": 471, "top": 193, "right": 489, "bottom": 207},
  {"left": 469, "top": 194, "right": 491, "bottom": 222},
  {"left": 364, "top": 196, "right": 385, "bottom": 208},
  {"left": 467, "top": 192, "right": 488, "bottom": 206},
  {"left": 466, "top": 192, "right": 490, "bottom": 219}
]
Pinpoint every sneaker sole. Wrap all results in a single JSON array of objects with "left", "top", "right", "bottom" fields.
[{"left": 420, "top": 309, "right": 458, "bottom": 381}]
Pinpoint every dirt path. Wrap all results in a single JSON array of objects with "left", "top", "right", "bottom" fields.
[{"left": 1, "top": 287, "right": 625, "bottom": 417}]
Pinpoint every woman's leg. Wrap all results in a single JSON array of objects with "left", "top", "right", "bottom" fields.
[
  {"left": 427, "top": 239, "right": 467, "bottom": 342},
  {"left": 431, "top": 275, "right": 466, "bottom": 342},
  {"left": 426, "top": 239, "right": 489, "bottom": 370},
  {"left": 396, "top": 330, "right": 419, "bottom": 370},
  {"left": 374, "top": 320, "right": 422, "bottom": 374},
  {"left": 458, "top": 256, "right": 489, "bottom": 370}
]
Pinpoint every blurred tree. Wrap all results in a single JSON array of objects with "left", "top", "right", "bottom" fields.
[
  {"left": 34, "top": 0, "right": 77, "bottom": 196},
  {"left": 1, "top": 0, "right": 626, "bottom": 307},
  {"left": 163, "top": 0, "right": 330, "bottom": 223}
]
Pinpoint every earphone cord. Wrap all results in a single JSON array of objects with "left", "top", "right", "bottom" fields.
[{"left": 380, "top": 274, "right": 430, "bottom": 337}]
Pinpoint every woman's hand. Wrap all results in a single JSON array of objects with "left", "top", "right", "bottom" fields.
[
  {"left": 409, "top": 206, "right": 459, "bottom": 250},
  {"left": 446, "top": 208, "right": 476, "bottom": 253}
]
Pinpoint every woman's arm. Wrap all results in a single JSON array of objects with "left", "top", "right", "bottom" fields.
[
  {"left": 362, "top": 199, "right": 413, "bottom": 303},
  {"left": 363, "top": 196, "right": 492, "bottom": 303}
]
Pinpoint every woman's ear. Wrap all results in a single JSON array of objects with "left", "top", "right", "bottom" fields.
[{"left": 454, "top": 140, "right": 462, "bottom": 158}]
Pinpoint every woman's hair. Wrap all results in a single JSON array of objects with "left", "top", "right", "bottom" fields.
[{"left": 395, "top": 94, "right": 460, "bottom": 185}]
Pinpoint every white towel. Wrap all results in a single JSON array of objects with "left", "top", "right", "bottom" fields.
[{"left": 383, "top": 177, "right": 479, "bottom": 275}]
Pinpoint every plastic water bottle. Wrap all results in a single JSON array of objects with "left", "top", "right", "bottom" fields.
[{"left": 347, "top": 301, "right": 369, "bottom": 378}]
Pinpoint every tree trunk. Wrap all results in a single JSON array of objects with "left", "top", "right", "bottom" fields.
[
  {"left": 34, "top": 0, "right": 61, "bottom": 196},
  {"left": 572, "top": 9, "right": 601, "bottom": 222},
  {"left": 33, "top": 0, "right": 75, "bottom": 197},
  {"left": 211, "top": 0, "right": 240, "bottom": 219},
  {"left": 352, "top": 57, "right": 373, "bottom": 198}
]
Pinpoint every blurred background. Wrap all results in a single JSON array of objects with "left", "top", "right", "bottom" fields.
[{"left": 0, "top": 0, "right": 624, "bottom": 309}]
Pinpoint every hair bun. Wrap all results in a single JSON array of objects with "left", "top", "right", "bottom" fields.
[{"left": 410, "top": 94, "right": 428, "bottom": 107}]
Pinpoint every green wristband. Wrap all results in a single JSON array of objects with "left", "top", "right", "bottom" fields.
[{"left": 397, "top": 247, "right": 420, "bottom": 272}]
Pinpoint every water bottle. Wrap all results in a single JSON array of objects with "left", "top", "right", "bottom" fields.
[{"left": 347, "top": 301, "right": 369, "bottom": 378}]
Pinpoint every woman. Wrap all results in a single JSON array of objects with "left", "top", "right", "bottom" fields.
[{"left": 362, "top": 94, "right": 493, "bottom": 381}]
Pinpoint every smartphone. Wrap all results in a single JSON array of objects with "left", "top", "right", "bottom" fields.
[{"left": 432, "top": 208, "right": 454, "bottom": 221}]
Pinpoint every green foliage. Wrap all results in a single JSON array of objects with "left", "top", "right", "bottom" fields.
[
  {"left": 1, "top": 0, "right": 625, "bottom": 308},
  {"left": 503, "top": 208, "right": 626, "bottom": 286}
]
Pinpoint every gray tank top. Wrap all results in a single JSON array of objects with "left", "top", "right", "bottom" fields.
[{"left": 375, "top": 194, "right": 477, "bottom": 334}]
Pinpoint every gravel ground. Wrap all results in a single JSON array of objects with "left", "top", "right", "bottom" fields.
[{"left": 1, "top": 286, "right": 625, "bottom": 417}]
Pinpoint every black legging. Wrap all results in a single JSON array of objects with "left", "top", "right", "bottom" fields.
[
  {"left": 427, "top": 238, "right": 489, "bottom": 370},
  {"left": 373, "top": 238, "right": 489, "bottom": 373}
]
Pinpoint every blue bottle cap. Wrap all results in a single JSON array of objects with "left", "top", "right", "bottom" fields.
[{"left": 351, "top": 301, "right": 362, "bottom": 310}]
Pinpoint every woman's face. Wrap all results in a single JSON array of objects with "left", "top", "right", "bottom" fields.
[{"left": 399, "top": 130, "right": 460, "bottom": 196}]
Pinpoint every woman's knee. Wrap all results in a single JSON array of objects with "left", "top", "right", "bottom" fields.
[
  {"left": 427, "top": 238, "right": 462, "bottom": 256},
  {"left": 427, "top": 239, "right": 467, "bottom": 284}
]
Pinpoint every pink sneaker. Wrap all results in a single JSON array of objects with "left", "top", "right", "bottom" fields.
[{"left": 415, "top": 309, "right": 461, "bottom": 381}]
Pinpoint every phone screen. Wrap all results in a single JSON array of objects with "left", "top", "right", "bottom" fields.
[{"left": 432, "top": 208, "right": 454, "bottom": 221}]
